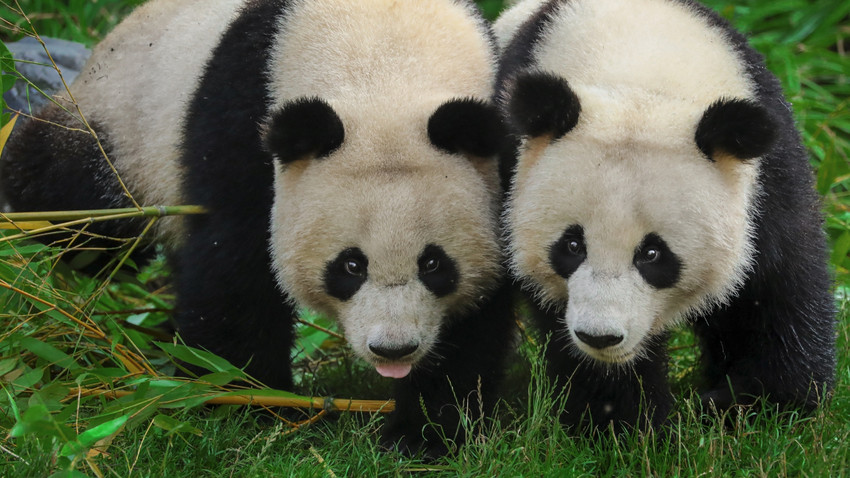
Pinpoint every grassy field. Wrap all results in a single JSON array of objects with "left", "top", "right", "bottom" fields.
[{"left": 1, "top": 0, "right": 849, "bottom": 476}]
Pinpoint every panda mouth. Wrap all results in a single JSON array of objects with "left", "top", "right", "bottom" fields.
[
  {"left": 574, "top": 343, "right": 637, "bottom": 364},
  {"left": 374, "top": 362, "right": 413, "bottom": 379}
]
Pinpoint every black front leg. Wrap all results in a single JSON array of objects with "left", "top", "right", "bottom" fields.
[
  {"left": 694, "top": 151, "right": 836, "bottom": 414},
  {"left": 174, "top": 214, "right": 297, "bottom": 390},
  {"left": 381, "top": 282, "right": 516, "bottom": 457},
  {"left": 532, "top": 304, "right": 673, "bottom": 432}
]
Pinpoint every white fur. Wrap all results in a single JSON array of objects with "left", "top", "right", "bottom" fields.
[
  {"left": 267, "top": 0, "right": 502, "bottom": 369},
  {"left": 500, "top": 0, "right": 762, "bottom": 362},
  {"left": 68, "top": 0, "right": 245, "bottom": 246}
]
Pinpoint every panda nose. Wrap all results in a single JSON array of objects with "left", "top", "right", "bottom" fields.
[
  {"left": 369, "top": 342, "right": 419, "bottom": 360},
  {"left": 575, "top": 331, "right": 624, "bottom": 349}
]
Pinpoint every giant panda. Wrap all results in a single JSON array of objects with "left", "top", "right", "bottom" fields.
[
  {"left": 494, "top": 0, "right": 836, "bottom": 430},
  {"left": 0, "top": 0, "right": 515, "bottom": 455}
]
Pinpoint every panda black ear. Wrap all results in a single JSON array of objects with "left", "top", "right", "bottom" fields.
[
  {"left": 695, "top": 98, "right": 776, "bottom": 161},
  {"left": 427, "top": 98, "right": 507, "bottom": 158},
  {"left": 507, "top": 71, "right": 581, "bottom": 139},
  {"left": 264, "top": 97, "right": 345, "bottom": 163}
]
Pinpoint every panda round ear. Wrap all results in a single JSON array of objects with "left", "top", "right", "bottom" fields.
[
  {"left": 507, "top": 71, "right": 581, "bottom": 139},
  {"left": 264, "top": 97, "right": 344, "bottom": 163},
  {"left": 427, "top": 98, "right": 507, "bottom": 158},
  {"left": 695, "top": 98, "right": 776, "bottom": 161}
]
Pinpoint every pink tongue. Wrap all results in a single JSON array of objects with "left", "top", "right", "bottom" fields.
[{"left": 375, "top": 363, "right": 412, "bottom": 379}]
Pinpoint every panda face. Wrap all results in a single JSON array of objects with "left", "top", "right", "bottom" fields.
[
  {"left": 506, "top": 84, "right": 763, "bottom": 364},
  {"left": 320, "top": 243, "right": 462, "bottom": 378},
  {"left": 498, "top": 0, "right": 783, "bottom": 364},
  {"left": 267, "top": 98, "right": 503, "bottom": 378}
]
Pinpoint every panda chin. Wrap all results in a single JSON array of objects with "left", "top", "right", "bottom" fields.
[
  {"left": 375, "top": 363, "right": 413, "bottom": 379},
  {"left": 580, "top": 347, "right": 637, "bottom": 365}
]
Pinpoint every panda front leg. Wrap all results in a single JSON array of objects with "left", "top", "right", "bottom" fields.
[
  {"left": 532, "top": 305, "right": 674, "bottom": 432},
  {"left": 694, "top": 201, "right": 837, "bottom": 415},
  {"left": 381, "top": 282, "right": 516, "bottom": 458},
  {"left": 174, "top": 213, "right": 297, "bottom": 390}
]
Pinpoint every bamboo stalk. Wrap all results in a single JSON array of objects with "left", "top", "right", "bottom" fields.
[
  {"left": 71, "top": 387, "right": 395, "bottom": 413},
  {"left": 0, "top": 205, "right": 206, "bottom": 223}
]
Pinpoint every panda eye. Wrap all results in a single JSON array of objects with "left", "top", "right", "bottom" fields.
[
  {"left": 632, "top": 233, "right": 682, "bottom": 290},
  {"left": 421, "top": 257, "right": 440, "bottom": 274},
  {"left": 638, "top": 247, "right": 661, "bottom": 264},
  {"left": 344, "top": 259, "right": 365, "bottom": 276},
  {"left": 567, "top": 239, "right": 584, "bottom": 255},
  {"left": 549, "top": 225, "right": 586, "bottom": 280}
]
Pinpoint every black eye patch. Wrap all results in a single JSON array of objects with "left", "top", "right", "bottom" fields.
[
  {"left": 324, "top": 248, "right": 368, "bottom": 301},
  {"left": 633, "top": 233, "right": 681, "bottom": 289},
  {"left": 417, "top": 244, "right": 458, "bottom": 297},
  {"left": 548, "top": 225, "right": 587, "bottom": 280}
]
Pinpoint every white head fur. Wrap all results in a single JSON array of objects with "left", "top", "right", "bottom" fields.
[
  {"left": 266, "top": 0, "right": 503, "bottom": 377},
  {"left": 499, "top": 0, "right": 767, "bottom": 363}
]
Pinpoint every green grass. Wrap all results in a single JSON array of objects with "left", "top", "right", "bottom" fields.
[{"left": 1, "top": 0, "right": 849, "bottom": 476}]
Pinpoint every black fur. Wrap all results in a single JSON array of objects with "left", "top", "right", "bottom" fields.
[
  {"left": 417, "top": 244, "right": 459, "bottom": 298},
  {"left": 427, "top": 98, "right": 506, "bottom": 158},
  {"left": 175, "top": 0, "right": 296, "bottom": 390},
  {"left": 695, "top": 98, "right": 777, "bottom": 160},
  {"left": 508, "top": 72, "right": 581, "bottom": 139},
  {"left": 498, "top": 0, "right": 836, "bottom": 432},
  {"left": 0, "top": 107, "right": 147, "bottom": 248},
  {"left": 265, "top": 97, "right": 345, "bottom": 163},
  {"left": 548, "top": 224, "right": 586, "bottom": 280},
  {"left": 324, "top": 247, "right": 369, "bottom": 301},
  {"left": 633, "top": 233, "right": 681, "bottom": 289}
]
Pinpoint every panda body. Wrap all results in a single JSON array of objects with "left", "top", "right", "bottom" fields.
[
  {"left": 497, "top": 0, "right": 835, "bottom": 428},
  {"left": 1, "top": 0, "right": 514, "bottom": 454}
]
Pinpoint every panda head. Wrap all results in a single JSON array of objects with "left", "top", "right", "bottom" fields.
[
  {"left": 504, "top": 71, "right": 776, "bottom": 363},
  {"left": 264, "top": 96, "right": 505, "bottom": 378}
]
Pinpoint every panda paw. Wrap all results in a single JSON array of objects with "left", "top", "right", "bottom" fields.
[
  {"left": 379, "top": 421, "right": 451, "bottom": 460},
  {"left": 700, "top": 376, "right": 762, "bottom": 414},
  {"left": 699, "top": 384, "right": 761, "bottom": 427}
]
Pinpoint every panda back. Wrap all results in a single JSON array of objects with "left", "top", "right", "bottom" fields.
[{"left": 69, "top": 0, "right": 246, "bottom": 236}]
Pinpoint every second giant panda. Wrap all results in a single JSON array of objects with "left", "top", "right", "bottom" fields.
[
  {"left": 495, "top": 0, "right": 836, "bottom": 430},
  {"left": 0, "top": 0, "right": 514, "bottom": 455}
]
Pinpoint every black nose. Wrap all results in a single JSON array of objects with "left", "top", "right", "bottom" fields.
[
  {"left": 575, "top": 331, "right": 623, "bottom": 349},
  {"left": 369, "top": 342, "right": 419, "bottom": 359}
]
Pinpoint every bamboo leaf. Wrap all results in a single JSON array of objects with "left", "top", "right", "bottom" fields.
[
  {"left": 0, "top": 113, "right": 17, "bottom": 152},
  {"left": 18, "top": 336, "right": 82, "bottom": 371},
  {"left": 155, "top": 341, "right": 247, "bottom": 378},
  {"left": 78, "top": 415, "right": 127, "bottom": 448},
  {"left": 151, "top": 413, "right": 202, "bottom": 437}
]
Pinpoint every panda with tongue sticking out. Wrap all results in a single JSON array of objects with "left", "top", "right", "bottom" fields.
[{"left": 0, "top": 0, "right": 514, "bottom": 455}]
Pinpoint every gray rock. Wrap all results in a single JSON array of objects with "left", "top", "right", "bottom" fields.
[{"left": 3, "top": 36, "right": 91, "bottom": 114}]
